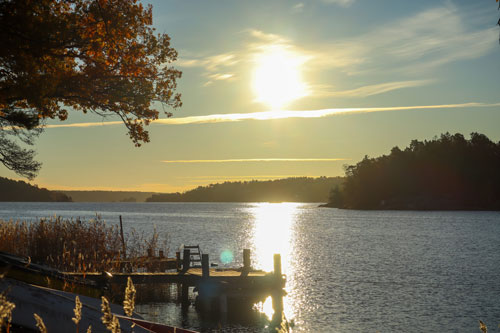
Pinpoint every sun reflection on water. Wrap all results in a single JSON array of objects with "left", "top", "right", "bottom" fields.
[{"left": 248, "top": 202, "right": 301, "bottom": 321}]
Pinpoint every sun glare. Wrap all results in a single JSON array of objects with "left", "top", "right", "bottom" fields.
[{"left": 252, "top": 45, "right": 308, "bottom": 110}]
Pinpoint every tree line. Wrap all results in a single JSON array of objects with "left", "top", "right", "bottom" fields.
[
  {"left": 146, "top": 177, "right": 343, "bottom": 203},
  {"left": 0, "top": 176, "right": 72, "bottom": 202},
  {"left": 326, "top": 133, "right": 500, "bottom": 210}
]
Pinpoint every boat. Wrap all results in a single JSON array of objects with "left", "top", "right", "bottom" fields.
[{"left": 0, "top": 278, "right": 198, "bottom": 332}]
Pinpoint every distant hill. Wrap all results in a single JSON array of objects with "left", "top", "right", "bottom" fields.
[
  {"left": 60, "top": 191, "right": 157, "bottom": 202},
  {"left": 0, "top": 177, "right": 72, "bottom": 202},
  {"left": 146, "top": 177, "right": 343, "bottom": 203}
]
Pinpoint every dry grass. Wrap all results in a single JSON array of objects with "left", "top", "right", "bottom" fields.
[
  {"left": 0, "top": 216, "right": 169, "bottom": 273},
  {"left": 0, "top": 291, "right": 15, "bottom": 331}
]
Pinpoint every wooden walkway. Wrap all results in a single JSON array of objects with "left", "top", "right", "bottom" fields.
[{"left": 66, "top": 249, "right": 285, "bottom": 315}]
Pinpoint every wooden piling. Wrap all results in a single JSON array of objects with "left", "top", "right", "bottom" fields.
[
  {"left": 202, "top": 254, "right": 209, "bottom": 278},
  {"left": 243, "top": 249, "right": 251, "bottom": 271},
  {"left": 181, "top": 283, "right": 189, "bottom": 306},
  {"left": 219, "top": 294, "right": 228, "bottom": 314},
  {"left": 176, "top": 251, "right": 181, "bottom": 270},
  {"left": 119, "top": 216, "right": 126, "bottom": 260},
  {"left": 273, "top": 253, "right": 281, "bottom": 277},
  {"left": 182, "top": 248, "right": 190, "bottom": 271},
  {"left": 272, "top": 253, "right": 284, "bottom": 318}
]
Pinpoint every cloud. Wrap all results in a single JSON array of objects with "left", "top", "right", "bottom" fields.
[
  {"left": 44, "top": 102, "right": 500, "bottom": 128},
  {"left": 315, "top": 80, "right": 434, "bottom": 97},
  {"left": 175, "top": 5, "right": 496, "bottom": 95},
  {"left": 292, "top": 3, "right": 304, "bottom": 13},
  {"left": 325, "top": 5, "right": 498, "bottom": 74},
  {"left": 203, "top": 73, "right": 234, "bottom": 86},
  {"left": 320, "top": 0, "right": 355, "bottom": 7},
  {"left": 176, "top": 52, "right": 239, "bottom": 86},
  {"left": 162, "top": 158, "right": 348, "bottom": 163}
]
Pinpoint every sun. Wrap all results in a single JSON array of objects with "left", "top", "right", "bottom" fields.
[{"left": 252, "top": 45, "right": 308, "bottom": 110}]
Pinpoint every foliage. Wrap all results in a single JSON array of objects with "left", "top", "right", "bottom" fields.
[
  {"left": 146, "top": 177, "right": 343, "bottom": 203},
  {"left": 0, "top": 176, "right": 72, "bottom": 201},
  {"left": 59, "top": 190, "right": 155, "bottom": 202},
  {"left": 328, "top": 133, "right": 500, "bottom": 210},
  {"left": 0, "top": 0, "right": 181, "bottom": 179},
  {"left": 0, "top": 216, "right": 169, "bottom": 272}
]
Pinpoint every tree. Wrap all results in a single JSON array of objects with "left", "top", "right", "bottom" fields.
[
  {"left": 0, "top": 0, "right": 182, "bottom": 179},
  {"left": 329, "top": 133, "right": 500, "bottom": 210}
]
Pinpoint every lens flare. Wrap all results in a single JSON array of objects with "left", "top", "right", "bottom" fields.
[{"left": 220, "top": 250, "right": 234, "bottom": 264}]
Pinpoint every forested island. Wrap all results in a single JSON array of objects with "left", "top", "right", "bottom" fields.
[
  {"left": 60, "top": 191, "right": 156, "bottom": 202},
  {"left": 0, "top": 177, "right": 72, "bottom": 202},
  {"left": 325, "top": 133, "right": 500, "bottom": 210},
  {"left": 146, "top": 177, "right": 342, "bottom": 202}
]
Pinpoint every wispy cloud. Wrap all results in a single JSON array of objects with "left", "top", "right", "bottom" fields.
[
  {"left": 175, "top": 5, "right": 496, "bottom": 94},
  {"left": 316, "top": 80, "right": 434, "bottom": 97},
  {"left": 320, "top": 0, "right": 355, "bottom": 7},
  {"left": 177, "top": 52, "right": 239, "bottom": 86},
  {"left": 319, "top": 5, "right": 498, "bottom": 75},
  {"left": 44, "top": 102, "right": 500, "bottom": 128},
  {"left": 162, "top": 158, "right": 348, "bottom": 163},
  {"left": 292, "top": 3, "right": 304, "bottom": 13},
  {"left": 203, "top": 73, "right": 234, "bottom": 86}
]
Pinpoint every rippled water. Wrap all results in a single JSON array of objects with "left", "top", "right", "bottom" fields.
[{"left": 1, "top": 202, "right": 499, "bottom": 332}]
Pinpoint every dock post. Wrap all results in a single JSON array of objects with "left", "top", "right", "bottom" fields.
[
  {"left": 219, "top": 293, "right": 228, "bottom": 322},
  {"left": 181, "top": 283, "right": 189, "bottom": 308},
  {"left": 182, "top": 248, "right": 190, "bottom": 272},
  {"left": 181, "top": 248, "right": 191, "bottom": 307},
  {"left": 273, "top": 253, "right": 282, "bottom": 278},
  {"left": 202, "top": 254, "right": 210, "bottom": 278},
  {"left": 199, "top": 253, "right": 211, "bottom": 312},
  {"left": 176, "top": 251, "right": 181, "bottom": 271},
  {"left": 243, "top": 249, "right": 251, "bottom": 271},
  {"left": 272, "top": 253, "right": 284, "bottom": 321},
  {"left": 119, "top": 216, "right": 126, "bottom": 261}
]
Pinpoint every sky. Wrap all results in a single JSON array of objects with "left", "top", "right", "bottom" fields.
[{"left": 1, "top": 0, "right": 499, "bottom": 192}]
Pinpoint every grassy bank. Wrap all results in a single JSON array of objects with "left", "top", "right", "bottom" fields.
[{"left": 0, "top": 217, "right": 169, "bottom": 273}]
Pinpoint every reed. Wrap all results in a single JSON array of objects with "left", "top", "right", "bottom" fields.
[
  {"left": 33, "top": 313, "right": 47, "bottom": 333},
  {"left": 100, "top": 296, "right": 120, "bottom": 333},
  {"left": 0, "top": 217, "right": 169, "bottom": 273},
  {"left": 0, "top": 292, "right": 15, "bottom": 332},
  {"left": 72, "top": 296, "right": 82, "bottom": 333}
]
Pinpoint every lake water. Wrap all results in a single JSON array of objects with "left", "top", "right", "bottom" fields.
[{"left": 0, "top": 202, "right": 499, "bottom": 332}]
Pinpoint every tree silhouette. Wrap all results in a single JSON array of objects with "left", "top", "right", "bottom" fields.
[
  {"left": 327, "top": 133, "right": 500, "bottom": 210},
  {"left": 0, "top": 0, "right": 182, "bottom": 178}
]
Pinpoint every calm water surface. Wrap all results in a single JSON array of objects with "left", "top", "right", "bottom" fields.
[{"left": 0, "top": 202, "right": 499, "bottom": 332}]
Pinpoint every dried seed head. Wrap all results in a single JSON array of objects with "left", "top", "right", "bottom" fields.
[
  {"left": 72, "top": 295, "right": 82, "bottom": 325},
  {"left": 34, "top": 313, "right": 47, "bottom": 333},
  {"left": 479, "top": 320, "right": 488, "bottom": 333},
  {"left": 123, "top": 277, "right": 136, "bottom": 317},
  {"left": 0, "top": 293, "right": 15, "bottom": 328}
]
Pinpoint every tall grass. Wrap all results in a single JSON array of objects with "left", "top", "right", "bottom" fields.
[{"left": 0, "top": 216, "right": 169, "bottom": 273}]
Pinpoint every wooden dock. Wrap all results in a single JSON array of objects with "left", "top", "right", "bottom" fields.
[{"left": 66, "top": 249, "right": 286, "bottom": 317}]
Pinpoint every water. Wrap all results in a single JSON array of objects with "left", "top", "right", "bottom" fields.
[{"left": 1, "top": 202, "right": 499, "bottom": 332}]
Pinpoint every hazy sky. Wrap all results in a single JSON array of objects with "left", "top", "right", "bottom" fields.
[{"left": 1, "top": 0, "right": 499, "bottom": 192}]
